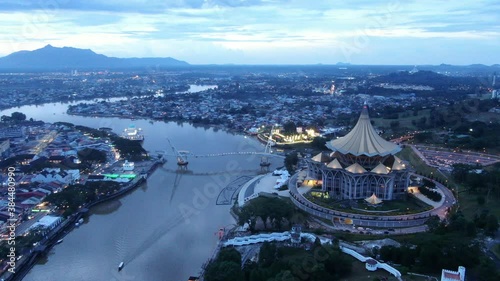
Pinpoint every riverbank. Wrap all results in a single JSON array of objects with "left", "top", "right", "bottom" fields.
[
  {"left": 3, "top": 160, "right": 161, "bottom": 281},
  {"left": 66, "top": 109, "right": 253, "bottom": 138},
  {"left": 1, "top": 102, "right": 276, "bottom": 280}
]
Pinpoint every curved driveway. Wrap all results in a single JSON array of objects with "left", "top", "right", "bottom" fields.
[{"left": 288, "top": 173, "right": 456, "bottom": 228}]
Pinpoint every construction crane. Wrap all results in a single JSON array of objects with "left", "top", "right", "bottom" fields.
[{"left": 166, "top": 138, "right": 189, "bottom": 166}]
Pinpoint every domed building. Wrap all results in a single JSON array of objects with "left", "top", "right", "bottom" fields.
[{"left": 306, "top": 104, "right": 409, "bottom": 200}]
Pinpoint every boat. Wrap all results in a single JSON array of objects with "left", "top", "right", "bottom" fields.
[
  {"left": 56, "top": 239, "right": 63, "bottom": 244},
  {"left": 78, "top": 218, "right": 84, "bottom": 224},
  {"left": 121, "top": 124, "right": 144, "bottom": 142},
  {"left": 118, "top": 262, "right": 124, "bottom": 271}
]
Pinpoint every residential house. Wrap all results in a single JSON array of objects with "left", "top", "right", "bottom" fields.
[{"left": 32, "top": 168, "right": 71, "bottom": 184}]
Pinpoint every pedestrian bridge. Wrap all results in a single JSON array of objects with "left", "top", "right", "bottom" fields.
[
  {"left": 154, "top": 151, "right": 284, "bottom": 159},
  {"left": 192, "top": 152, "right": 284, "bottom": 158},
  {"left": 340, "top": 246, "right": 402, "bottom": 280}
]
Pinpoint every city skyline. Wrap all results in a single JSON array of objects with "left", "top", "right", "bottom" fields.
[{"left": 0, "top": 0, "right": 499, "bottom": 65}]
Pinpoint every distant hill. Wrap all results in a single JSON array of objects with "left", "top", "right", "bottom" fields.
[
  {"left": 366, "top": 70, "right": 485, "bottom": 98},
  {"left": 372, "top": 70, "right": 455, "bottom": 86},
  {"left": 0, "top": 44, "right": 189, "bottom": 70}
]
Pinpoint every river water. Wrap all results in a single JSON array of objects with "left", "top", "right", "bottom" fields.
[{"left": 1, "top": 85, "right": 281, "bottom": 281}]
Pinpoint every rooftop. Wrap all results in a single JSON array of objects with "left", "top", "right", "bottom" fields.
[{"left": 326, "top": 105, "right": 401, "bottom": 157}]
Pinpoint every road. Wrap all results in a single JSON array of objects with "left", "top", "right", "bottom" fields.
[{"left": 15, "top": 212, "right": 47, "bottom": 236}]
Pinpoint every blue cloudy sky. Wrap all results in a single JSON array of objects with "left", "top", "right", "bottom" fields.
[{"left": 0, "top": 0, "right": 498, "bottom": 64}]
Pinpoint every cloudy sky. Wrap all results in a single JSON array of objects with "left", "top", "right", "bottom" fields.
[{"left": 0, "top": 0, "right": 498, "bottom": 65}]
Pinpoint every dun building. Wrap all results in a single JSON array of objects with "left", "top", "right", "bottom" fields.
[{"left": 307, "top": 104, "right": 409, "bottom": 200}]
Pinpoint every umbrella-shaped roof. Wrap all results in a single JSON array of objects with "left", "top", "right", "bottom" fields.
[
  {"left": 326, "top": 105, "right": 401, "bottom": 157},
  {"left": 327, "top": 158, "right": 343, "bottom": 169},
  {"left": 365, "top": 193, "right": 383, "bottom": 205},
  {"left": 371, "top": 163, "right": 391, "bottom": 174},
  {"left": 345, "top": 163, "right": 367, "bottom": 174}
]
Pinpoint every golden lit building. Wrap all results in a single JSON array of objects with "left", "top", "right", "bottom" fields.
[{"left": 306, "top": 105, "right": 409, "bottom": 200}]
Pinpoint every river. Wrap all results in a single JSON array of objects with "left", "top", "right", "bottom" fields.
[{"left": 1, "top": 85, "right": 282, "bottom": 281}]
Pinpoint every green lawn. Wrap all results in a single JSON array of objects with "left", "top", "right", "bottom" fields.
[
  {"left": 341, "top": 256, "right": 437, "bottom": 281},
  {"left": 454, "top": 183, "right": 500, "bottom": 219},
  {"left": 304, "top": 193, "right": 432, "bottom": 216},
  {"left": 396, "top": 147, "right": 448, "bottom": 183},
  {"left": 341, "top": 257, "right": 399, "bottom": 281},
  {"left": 465, "top": 111, "right": 500, "bottom": 123}
]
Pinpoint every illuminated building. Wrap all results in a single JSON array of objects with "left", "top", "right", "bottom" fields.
[
  {"left": 306, "top": 105, "right": 409, "bottom": 200},
  {"left": 122, "top": 124, "right": 144, "bottom": 141}
]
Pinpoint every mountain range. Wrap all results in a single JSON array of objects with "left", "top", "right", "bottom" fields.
[{"left": 0, "top": 45, "right": 189, "bottom": 70}]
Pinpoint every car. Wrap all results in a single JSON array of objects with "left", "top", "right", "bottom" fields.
[
  {"left": 384, "top": 231, "right": 389, "bottom": 235},
  {"left": 387, "top": 228, "right": 395, "bottom": 232}
]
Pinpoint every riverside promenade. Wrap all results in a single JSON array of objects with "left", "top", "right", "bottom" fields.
[{"left": 237, "top": 171, "right": 312, "bottom": 207}]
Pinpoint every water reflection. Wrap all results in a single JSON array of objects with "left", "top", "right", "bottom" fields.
[
  {"left": 1, "top": 94, "right": 283, "bottom": 281},
  {"left": 91, "top": 200, "right": 123, "bottom": 215}
]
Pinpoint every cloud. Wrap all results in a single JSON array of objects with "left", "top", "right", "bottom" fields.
[{"left": 0, "top": 0, "right": 498, "bottom": 64}]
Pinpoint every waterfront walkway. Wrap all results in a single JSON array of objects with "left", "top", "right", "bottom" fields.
[{"left": 237, "top": 171, "right": 312, "bottom": 207}]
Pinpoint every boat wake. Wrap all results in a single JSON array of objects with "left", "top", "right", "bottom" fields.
[{"left": 122, "top": 212, "right": 188, "bottom": 265}]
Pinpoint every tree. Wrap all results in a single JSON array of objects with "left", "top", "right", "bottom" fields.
[
  {"left": 205, "top": 261, "right": 243, "bottom": 281},
  {"left": 414, "top": 132, "right": 433, "bottom": 143},
  {"left": 284, "top": 152, "right": 298, "bottom": 174},
  {"left": 237, "top": 197, "right": 295, "bottom": 231},
  {"left": 417, "top": 116, "right": 427, "bottom": 129},
  {"left": 485, "top": 214, "right": 499, "bottom": 236},
  {"left": 322, "top": 245, "right": 352, "bottom": 277},
  {"left": 11, "top": 111, "right": 26, "bottom": 121},
  {"left": 218, "top": 248, "right": 242, "bottom": 265},
  {"left": 476, "top": 258, "right": 500, "bottom": 281},
  {"left": 311, "top": 137, "right": 327, "bottom": 150},
  {"left": 451, "top": 163, "right": 475, "bottom": 183},
  {"left": 259, "top": 242, "right": 277, "bottom": 267},
  {"left": 477, "top": 195, "right": 485, "bottom": 206},
  {"left": 78, "top": 148, "right": 107, "bottom": 163},
  {"left": 283, "top": 121, "right": 297, "bottom": 136},
  {"left": 426, "top": 215, "right": 441, "bottom": 233}
]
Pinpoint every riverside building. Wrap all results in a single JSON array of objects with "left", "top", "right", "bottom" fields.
[{"left": 306, "top": 104, "right": 409, "bottom": 201}]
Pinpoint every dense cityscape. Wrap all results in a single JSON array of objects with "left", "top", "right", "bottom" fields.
[{"left": 0, "top": 1, "right": 499, "bottom": 281}]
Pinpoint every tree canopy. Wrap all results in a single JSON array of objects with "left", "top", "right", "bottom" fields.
[{"left": 237, "top": 197, "right": 296, "bottom": 231}]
